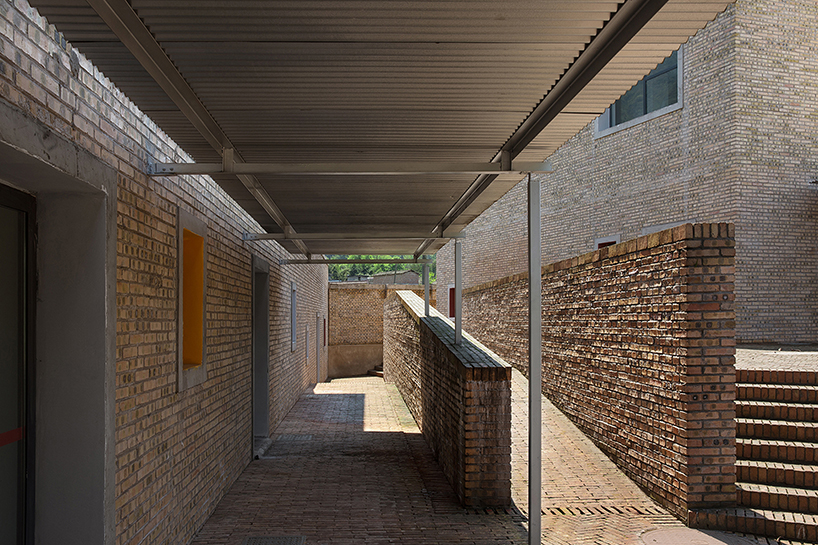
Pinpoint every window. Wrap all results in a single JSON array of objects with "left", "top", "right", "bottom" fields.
[
  {"left": 448, "top": 285, "right": 455, "bottom": 319},
  {"left": 595, "top": 235, "right": 620, "bottom": 250},
  {"left": 290, "top": 282, "right": 297, "bottom": 351},
  {"left": 178, "top": 209, "right": 207, "bottom": 390},
  {"left": 596, "top": 49, "right": 682, "bottom": 136}
]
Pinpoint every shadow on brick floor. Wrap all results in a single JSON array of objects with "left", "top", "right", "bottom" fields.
[{"left": 191, "top": 374, "right": 783, "bottom": 545}]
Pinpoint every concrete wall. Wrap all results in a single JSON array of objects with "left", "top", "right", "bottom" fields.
[
  {"left": 328, "top": 283, "right": 432, "bottom": 378},
  {"left": 383, "top": 290, "right": 511, "bottom": 507},
  {"left": 437, "top": 0, "right": 818, "bottom": 344},
  {"left": 460, "top": 223, "right": 737, "bottom": 519},
  {"left": 0, "top": 75, "right": 119, "bottom": 543},
  {"left": 0, "top": 1, "right": 329, "bottom": 543}
]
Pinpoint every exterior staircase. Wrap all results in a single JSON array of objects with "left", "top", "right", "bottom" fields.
[{"left": 690, "top": 367, "right": 818, "bottom": 542}]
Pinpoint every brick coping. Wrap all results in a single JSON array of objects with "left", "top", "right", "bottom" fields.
[
  {"left": 464, "top": 222, "right": 734, "bottom": 296},
  {"left": 395, "top": 290, "right": 511, "bottom": 370}
]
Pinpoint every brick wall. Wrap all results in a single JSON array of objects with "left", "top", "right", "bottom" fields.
[
  {"left": 383, "top": 290, "right": 512, "bottom": 507},
  {"left": 437, "top": 0, "right": 818, "bottom": 344},
  {"left": 461, "top": 223, "right": 737, "bottom": 519},
  {"left": 0, "top": 1, "right": 328, "bottom": 543},
  {"left": 731, "top": 0, "right": 818, "bottom": 343},
  {"left": 329, "top": 283, "right": 431, "bottom": 345},
  {"left": 328, "top": 283, "right": 432, "bottom": 378}
]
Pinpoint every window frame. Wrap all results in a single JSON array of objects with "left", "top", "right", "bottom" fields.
[
  {"left": 595, "top": 47, "right": 684, "bottom": 138},
  {"left": 177, "top": 208, "right": 207, "bottom": 391}
]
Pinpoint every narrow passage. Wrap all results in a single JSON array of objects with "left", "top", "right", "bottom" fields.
[{"left": 192, "top": 372, "right": 776, "bottom": 545}]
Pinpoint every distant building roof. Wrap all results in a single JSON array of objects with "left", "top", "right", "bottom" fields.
[{"left": 369, "top": 270, "right": 420, "bottom": 285}]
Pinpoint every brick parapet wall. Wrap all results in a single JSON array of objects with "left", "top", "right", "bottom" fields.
[
  {"left": 0, "top": 2, "right": 328, "bottom": 543},
  {"left": 461, "top": 223, "right": 736, "bottom": 519},
  {"left": 383, "top": 290, "right": 511, "bottom": 507}
]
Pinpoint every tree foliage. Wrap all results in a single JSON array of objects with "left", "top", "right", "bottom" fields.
[{"left": 326, "top": 255, "right": 436, "bottom": 283}]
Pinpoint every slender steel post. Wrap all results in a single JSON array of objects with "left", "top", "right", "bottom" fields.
[
  {"left": 528, "top": 173, "right": 542, "bottom": 544},
  {"left": 423, "top": 264, "right": 430, "bottom": 317},
  {"left": 454, "top": 240, "right": 462, "bottom": 344}
]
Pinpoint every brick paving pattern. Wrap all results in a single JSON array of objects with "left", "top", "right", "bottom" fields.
[{"left": 192, "top": 372, "right": 777, "bottom": 545}]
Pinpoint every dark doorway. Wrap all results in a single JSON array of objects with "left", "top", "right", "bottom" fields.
[
  {"left": 252, "top": 257, "right": 270, "bottom": 439},
  {"left": 0, "top": 183, "right": 35, "bottom": 545}
]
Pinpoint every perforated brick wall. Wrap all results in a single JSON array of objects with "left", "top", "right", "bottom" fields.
[
  {"left": 461, "top": 223, "right": 737, "bottom": 519},
  {"left": 0, "top": 1, "right": 328, "bottom": 543},
  {"left": 383, "top": 290, "right": 512, "bottom": 507}
]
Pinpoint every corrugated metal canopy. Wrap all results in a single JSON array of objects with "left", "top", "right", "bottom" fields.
[{"left": 29, "top": 0, "right": 732, "bottom": 256}]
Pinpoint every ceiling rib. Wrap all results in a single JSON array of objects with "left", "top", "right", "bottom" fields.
[
  {"left": 243, "top": 232, "right": 462, "bottom": 242},
  {"left": 84, "top": 0, "right": 311, "bottom": 256},
  {"left": 414, "top": 0, "right": 670, "bottom": 258},
  {"left": 153, "top": 160, "right": 554, "bottom": 177},
  {"left": 281, "top": 258, "right": 433, "bottom": 266}
]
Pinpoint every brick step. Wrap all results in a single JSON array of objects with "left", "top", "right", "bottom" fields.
[
  {"left": 690, "top": 507, "right": 818, "bottom": 542},
  {"left": 738, "top": 438, "right": 818, "bottom": 464},
  {"left": 738, "top": 369, "right": 818, "bottom": 386},
  {"left": 738, "top": 460, "right": 818, "bottom": 488},
  {"left": 737, "top": 401, "right": 818, "bottom": 422},
  {"left": 737, "top": 384, "right": 818, "bottom": 404},
  {"left": 737, "top": 482, "right": 818, "bottom": 514},
  {"left": 737, "top": 418, "right": 818, "bottom": 442}
]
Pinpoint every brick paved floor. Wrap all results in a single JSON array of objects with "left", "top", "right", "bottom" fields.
[{"left": 191, "top": 372, "right": 776, "bottom": 545}]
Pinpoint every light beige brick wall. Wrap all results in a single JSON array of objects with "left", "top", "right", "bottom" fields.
[
  {"left": 328, "top": 283, "right": 431, "bottom": 346},
  {"left": 731, "top": 0, "right": 818, "bottom": 343},
  {"left": 437, "top": 0, "right": 818, "bottom": 343},
  {"left": 0, "top": 1, "right": 328, "bottom": 543}
]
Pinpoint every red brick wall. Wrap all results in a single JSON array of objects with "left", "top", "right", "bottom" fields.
[
  {"left": 0, "top": 2, "right": 328, "bottom": 543},
  {"left": 461, "top": 223, "right": 737, "bottom": 519},
  {"left": 383, "top": 290, "right": 511, "bottom": 507}
]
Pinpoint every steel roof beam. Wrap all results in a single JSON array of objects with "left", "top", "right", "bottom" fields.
[
  {"left": 153, "top": 160, "right": 555, "bottom": 177},
  {"left": 281, "top": 258, "right": 433, "bottom": 265},
  {"left": 244, "top": 232, "right": 461, "bottom": 242},
  {"left": 418, "top": 0, "right": 670, "bottom": 258},
  {"left": 85, "top": 0, "right": 310, "bottom": 257}
]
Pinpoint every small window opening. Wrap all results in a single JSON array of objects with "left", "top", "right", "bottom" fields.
[
  {"left": 182, "top": 228, "right": 205, "bottom": 369},
  {"left": 177, "top": 208, "right": 207, "bottom": 390}
]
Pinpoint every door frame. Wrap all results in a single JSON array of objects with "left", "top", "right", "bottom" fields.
[
  {"left": 251, "top": 255, "right": 270, "bottom": 441},
  {"left": 0, "top": 183, "right": 36, "bottom": 545}
]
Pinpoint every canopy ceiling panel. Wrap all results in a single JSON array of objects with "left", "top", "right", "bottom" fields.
[{"left": 29, "top": 0, "right": 732, "bottom": 257}]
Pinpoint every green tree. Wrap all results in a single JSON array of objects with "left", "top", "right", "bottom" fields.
[{"left": 326, "top": 255, "right": 435, "bottom": 283}]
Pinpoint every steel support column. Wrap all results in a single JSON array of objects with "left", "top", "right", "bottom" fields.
[
  {"left": 423, "top": 264, "right": 430, "bottom": 317},
  {"left": 454, "top": 239, "right": 462, "bottom": 345},
  {"left": 528, "top": 173, "right": 542, "bottom": 545}
]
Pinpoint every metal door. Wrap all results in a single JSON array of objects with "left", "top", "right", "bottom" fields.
[{"left": 0, "top": 184, "right": 35, "bottom": 545}]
